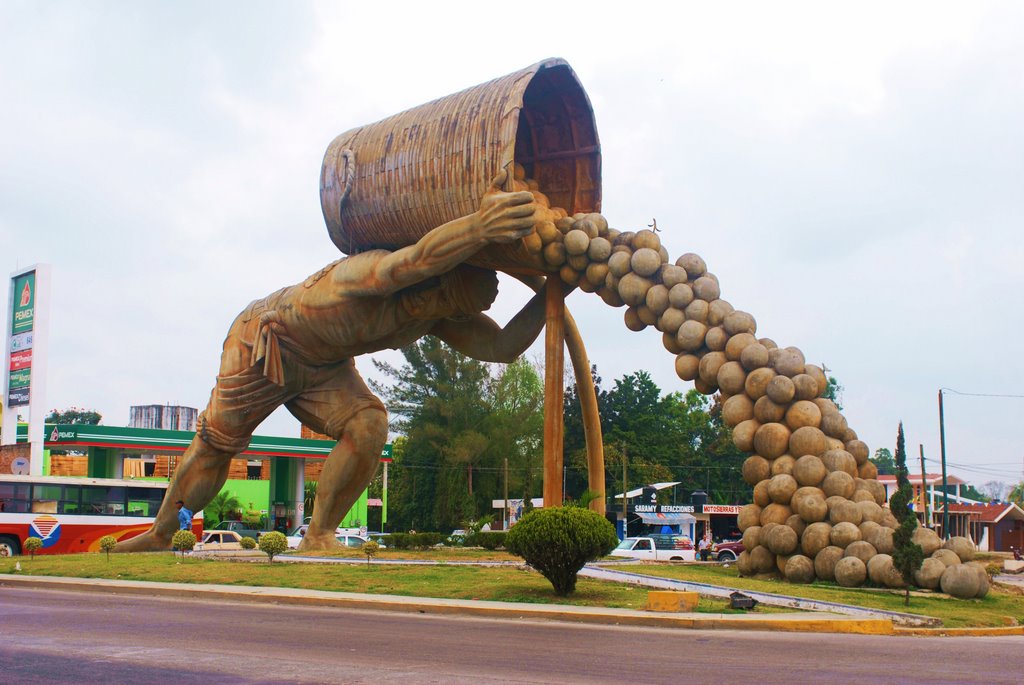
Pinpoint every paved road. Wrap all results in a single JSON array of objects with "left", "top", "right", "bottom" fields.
[{"left": 1, "top": 587, "right": 1022, "bottom": 684}]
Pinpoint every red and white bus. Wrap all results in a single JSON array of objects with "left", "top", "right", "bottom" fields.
[{"left": 0, "top": 474, "right": 202, "bottom": 556}]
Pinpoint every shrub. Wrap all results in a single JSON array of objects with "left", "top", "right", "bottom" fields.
[
  {"left": 362, "top": 540, "right": 380, "bottom": 564},
  {"left": 99, "top": 535, "right": 117, "bottom": 560},
  {"left": 505, "top": 506, "right": 619, "bottom": 596},
  {"left": 24, "top": 537, "right": 42, "bottom": 560},
  {"left": 258, "top": 531, "right": 288, "bottom": 562},
  {"left": 172, "top": 530, "right": 197, "bottom": 558},
  {"left": 467, "top": 531, "right": 506, "bottom": 550},
  {"left": 392, "top": 532, "right": 443, "bottom": 549},
  {"left": 239, "top": 536, "right": 257, "bottom": 550}
]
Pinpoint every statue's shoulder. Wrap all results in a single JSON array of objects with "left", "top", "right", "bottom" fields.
[{"left": 304, "top": 250, "right": 394, "bottom": 289}]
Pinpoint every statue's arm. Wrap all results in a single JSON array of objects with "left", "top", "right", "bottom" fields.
[
  {"left": 431, "top": 287, "right": 549, "bottom": 363},
  {"left": 336, "top": 172, "right": 536, "bottom": 296}
]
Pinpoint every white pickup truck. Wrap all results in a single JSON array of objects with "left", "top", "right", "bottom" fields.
[{"left": 610, "top": 535, "right": 696, "bottom": 562}]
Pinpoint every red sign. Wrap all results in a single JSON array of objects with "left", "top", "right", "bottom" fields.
[
  {"left": 10, "top": 349, "right": 31, "bottom": 371},
  {"left": 703, "top": 504, "right": 742, "bottom": 515}
]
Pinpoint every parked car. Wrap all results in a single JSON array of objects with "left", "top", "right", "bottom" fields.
[
  {"left": 286, "top": 524, "right": 368, "bottom": 550},
  {"left": 194, "top": 530, "right": 245, "bottom": 551},
  {"left": 366, "top": 532, "right": 390, "bottom": 548},
  {"left": 610, "top": 535, "right": 696, "bottom": 562},
  {"left": 211, "top": 521, "right": 263, "bottom": 540},
  {"left": 711, "top": 539, "right": 745, "bottom": 562}
]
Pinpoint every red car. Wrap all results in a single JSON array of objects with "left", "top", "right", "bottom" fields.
[{"left": 711, "top": 539, "right": 744, "bottom": 562}]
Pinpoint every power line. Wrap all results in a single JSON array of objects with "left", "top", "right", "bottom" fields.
[{"left": 940, "top": 387, "right": 1024, "bottom": 399}]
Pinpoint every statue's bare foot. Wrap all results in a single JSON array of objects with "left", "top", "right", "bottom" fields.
[
  {"left": 114, "top": 529, "right": 173, "bottom": 553},
  {"left": 297, "top": 532, "right": 344, "bottom": 553}
]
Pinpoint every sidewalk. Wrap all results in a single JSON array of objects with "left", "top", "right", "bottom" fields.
[{"left": 0, "top": 573, "right": 893, "bottom": 636}]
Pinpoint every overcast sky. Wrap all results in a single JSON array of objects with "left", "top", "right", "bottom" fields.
[{"left": 2, "top": 1, "right": 1021, "bottom": 491}]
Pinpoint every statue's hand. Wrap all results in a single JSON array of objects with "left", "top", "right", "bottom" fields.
[{"left": 475, "top": 170, "right": 537, "bottom": 243}]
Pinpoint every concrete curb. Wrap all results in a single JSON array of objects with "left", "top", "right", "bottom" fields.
[
  {"left": 894, "top": 625, "right": 1024, "bottom": 637},
  {"left": 0, "top": 574, "right": 892, "bottom": 635}
]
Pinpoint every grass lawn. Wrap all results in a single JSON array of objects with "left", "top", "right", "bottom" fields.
[
  {"left": 0, "top": 552, "right": 772, "bottom": 616},
  {"left": 613, "top": 560, "right": 1024, "bottom": 629}
]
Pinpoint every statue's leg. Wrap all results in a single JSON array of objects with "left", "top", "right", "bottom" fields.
[
  {"left": 117, "top": 331, "right": 287, "bottom": 552},
  {"left": 287, "top": 360, "right": 387, "bottom": 552},
  {"left": 115, "top": 434, "right": 237, "bottom": 552},
  {"left": 298, "top": 407, "right": 388, "bottom": 551}
]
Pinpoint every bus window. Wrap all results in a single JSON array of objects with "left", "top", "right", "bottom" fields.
[
  {"left": 82, "top": 485, "right": 126, "bottom": 516},
  {"left": 31, "top": 484, "right": 61, "bottom": 514},
  {"left": 0, "top": 482, "right": 30, "bottom": 513},
  {"left": 127, "top": 486, "right": 163, "bottom": 517},
  {"left": 60, "top": 485, "right": 82, "bottom": 514}
]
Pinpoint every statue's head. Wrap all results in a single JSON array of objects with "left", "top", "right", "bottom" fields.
[{"left": 401, "top": 265, "right": 498, "bottom": 320}]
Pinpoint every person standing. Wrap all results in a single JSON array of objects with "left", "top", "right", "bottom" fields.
[{"left": 176, "top": 500, "right": 194, "bottom": 531}]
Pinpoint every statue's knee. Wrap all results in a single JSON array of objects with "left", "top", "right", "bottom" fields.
[{"left": 352, "top": 408, "right": 388, "bottom": 451}]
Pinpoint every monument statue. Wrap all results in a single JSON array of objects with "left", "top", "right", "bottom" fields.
[{"left": 117, "top": 172, "right": 551, "bottom": 552}]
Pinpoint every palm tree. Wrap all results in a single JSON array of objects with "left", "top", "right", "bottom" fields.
[
  {"left": 1009, "top": 481, "right": 1024, "bottom": 506},
  {"left": 304, "top": 480, "right": 318, "bottom": 520},
  {"left": 205, "top": 490, "right": 242, "bottom": 528}
]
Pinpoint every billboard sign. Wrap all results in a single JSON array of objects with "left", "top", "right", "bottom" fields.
[
  {"left": 7, "top": 270, "right": 36, "bottom": 407},
  {"left": 11, "top": 272, "right": 34, "bottom": 334}
]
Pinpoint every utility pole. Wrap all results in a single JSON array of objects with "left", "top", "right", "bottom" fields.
[
  {"left": 621, "top": 444, "right": 628, "bottom": 539},
  {"left": 919, "top": 444, "right": 930, "bottom": 527},
  {"left": 938, "top": 389, "right": 950, "bottom": 539},
  {"left": 503, "top": 457, "right": 508, "bottom": 531}
]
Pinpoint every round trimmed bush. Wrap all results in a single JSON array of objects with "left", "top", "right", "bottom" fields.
[
  {"left": 504, "top": 506, "right": 618, "bottom": 596},
  {"left": 172, "top": 529, "right": 197, "bottom": 555},
  {"left": 239, "top": 536, "right": 257, "bottom": 550},
  {"left": 258, "top": 531, "right": 288, "bottom": 562}
]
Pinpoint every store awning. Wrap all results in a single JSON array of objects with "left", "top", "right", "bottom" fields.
[{"left": 637, "top": 512, "right": 696, "bottom": 525}]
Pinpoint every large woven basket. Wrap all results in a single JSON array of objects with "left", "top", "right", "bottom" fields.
[{"left": 320, "top": 58, "right": 601, "bottom": 273}]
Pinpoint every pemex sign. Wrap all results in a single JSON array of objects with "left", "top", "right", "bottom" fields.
[{"left": 7, "top": 271, "right": 36, "bottom": 407}]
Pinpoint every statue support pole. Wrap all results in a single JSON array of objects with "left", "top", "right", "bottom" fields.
[
  {"left": 563, "top": 310, "right": 605, "bottom": 514},
  {"left": 543, "top": 277, "right": 565, "bottom": 508}
]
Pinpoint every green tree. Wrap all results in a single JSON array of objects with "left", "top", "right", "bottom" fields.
[
  {"left": 505, "top": 506, "right": 618, "bottom": 596},
  {"left": 822, "top": 376, "right": 843, "bottom": 411},
  {"left": 373, "top": 338, "right": 544, "bottom": 532},
  {"left": 890, "top": 422, "right": 924, "bottom": 606},
  {"left": 362, "top": 539, "right": 380, "bottom": 564},
  {"left": 23, "top": 536, "right": 42, "bottom": 560},
  {"left": 1009, "top": 482, "right": 1024, "bottom": 506},
  {"left": 45, "top": 407, "right": 102, "bottom": 424},
  {"left": 566, "top": 370, "right": 747, "bottom": 506},
  {"left": 258, "top": 531, "right": 288, "bottom": 562},
  {"left": 99, "top": 535, "right": 117, "bottom": 560},
  {"left": 171, "top": 529, "right": 197, "bottom": 559},
  {"left": 203, "top": 490, "right": 242, "bottom": 530},
  {"left": 871, "top": 448, "right": 896, "bottom": 476}
]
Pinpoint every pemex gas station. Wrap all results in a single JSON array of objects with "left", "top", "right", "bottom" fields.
[{"left": 7, "top": 422, "right": 392, "bottom": 533}]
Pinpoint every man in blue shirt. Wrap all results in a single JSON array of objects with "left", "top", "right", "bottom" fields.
[{"left": 176, "top": 500, "right": 194, "bottom": 531}]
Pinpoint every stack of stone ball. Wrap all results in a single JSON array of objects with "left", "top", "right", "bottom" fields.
[{"left": 514, "top": 165, "right": 989, "bottom": 596}]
